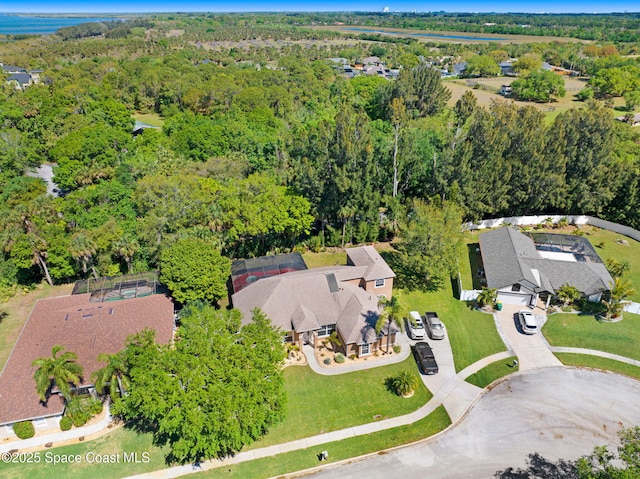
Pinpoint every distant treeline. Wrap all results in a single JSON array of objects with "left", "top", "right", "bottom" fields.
[{"left": 55, "top": 18, "right": 153, "bottom": 40}]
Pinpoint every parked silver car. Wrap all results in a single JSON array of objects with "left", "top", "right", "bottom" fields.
[
  {"left": 425, "top": 312, "right": 446, "bottom": 340},
  {"left": 518, "top": 310, "right": 538, "bottom": 334}
]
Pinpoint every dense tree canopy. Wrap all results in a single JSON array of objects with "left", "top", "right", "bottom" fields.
[{"left": 112, "top": 305, "right": 287, "bottom": 464}]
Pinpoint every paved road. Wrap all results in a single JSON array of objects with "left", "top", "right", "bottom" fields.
[{"left": 301, "top": 368, "right": 640, "bottom": 479}]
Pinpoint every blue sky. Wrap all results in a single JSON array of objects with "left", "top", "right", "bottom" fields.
[{"left": 1, "top": 0, "right": 639, "bottom": 13}]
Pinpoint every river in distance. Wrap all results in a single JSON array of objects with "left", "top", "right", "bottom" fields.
[{"left": 0, "top": 14, "right": 119, "bottom": 35}]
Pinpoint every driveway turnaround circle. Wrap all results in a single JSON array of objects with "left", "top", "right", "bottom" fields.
[{"left": 303, "top": 368, "right": 640, "bottom": 479}]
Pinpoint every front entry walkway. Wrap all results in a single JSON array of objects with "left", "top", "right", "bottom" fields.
[{"left": 494, "top": 304, "right": 562, "bottom": 371}]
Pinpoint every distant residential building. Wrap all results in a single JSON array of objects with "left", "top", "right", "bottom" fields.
[{"left": 1, "top": 63, "right": 43, "bottom": 90}]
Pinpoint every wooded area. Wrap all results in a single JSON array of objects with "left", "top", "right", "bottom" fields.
[{"left": 1, "top": 12, "right": 639, "bottom": 300}]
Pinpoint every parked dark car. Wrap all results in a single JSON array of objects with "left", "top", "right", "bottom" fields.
[{"left": 413, "top": 341, "right": 438, "bottom": 375}]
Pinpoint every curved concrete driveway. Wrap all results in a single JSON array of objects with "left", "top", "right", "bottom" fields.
[
  {"left": 495, "top": 304, "right": 562, "bottom": 370},
  {"left": 302, "top": 368, "right": 640, "bottom": 479}
]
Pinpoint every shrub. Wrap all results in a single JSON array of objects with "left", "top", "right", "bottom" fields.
[
  {"left": 323, "top": 358, "right": 331, "bottom": 365},
  {"left": 59, "top": 416, "right": 73, "bottom": 431},
  {"left": 349, "top": 354, "right": 357, "bottom": 360},
  {"left": 393, "top": 344, "right": 401, "bottom": 354},
  {"left": 334, "top": 353, "right": 345, "bottom": 363},
  {"left": 13, "top": 421, "right": 35, "bottom": 439},
  {"left": 308, "top": 235, "right": 323, "bottom": 253}
]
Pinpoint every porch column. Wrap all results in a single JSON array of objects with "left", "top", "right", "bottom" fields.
[{"left": 545, "top": 295, "right": 551, "bottom": 310}]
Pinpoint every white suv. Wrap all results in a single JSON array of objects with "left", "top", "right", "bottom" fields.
[
  {"left": 407, "top": 311, "right": 425, "bottom": 339},
  {"left": 518, "top": 310, "right": 538, "bottom": 334}
]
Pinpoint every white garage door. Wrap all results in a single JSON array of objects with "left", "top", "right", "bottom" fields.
[{"left": 498, "top": 292, "right": 533, "bottom": 306}]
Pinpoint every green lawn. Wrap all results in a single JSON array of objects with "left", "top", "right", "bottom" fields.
[
  {"left": 196, "top": 405, "right": 451, "bottom": 479},
  {"left": 0, "top": 427, "right": 169, "bottom": 479},
  {"left": 399, "top": 287, "right": 506, "bottom": 372},
  {"left": 543, "top": 312, "right": 640, "bottom": 361},
  {"left": 247, "top": 357, "right": 431, "bottom": 449},
  {"left": 465, "top": 356, "right": 519, "bottom": 388},
  {"left": 555, "top": 352, "right": 640, "bottom": 381},
  {"left": 132, "top": 113, "right": 164, "bottom": 128},
  {"left": 459, "top": 230, "right": 482, "bottom": 291},
  {"left": 300, "top": 250, "right": 346, "bottom": 269}
]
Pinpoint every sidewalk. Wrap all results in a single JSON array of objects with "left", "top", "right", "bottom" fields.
[
  {"left": 126, "top": 348, "right": 516, "bottom": 479},
  {"left": 0, "top": 402, "right": 113, "bottom": 454}
]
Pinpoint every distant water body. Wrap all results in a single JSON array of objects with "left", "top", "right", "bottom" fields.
[{"left": 0, "top": 14, "right": 116, "bottom": 35}]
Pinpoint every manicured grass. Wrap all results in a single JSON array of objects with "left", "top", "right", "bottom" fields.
[
  {"left": 0, "top": 283, "right": 74, "bottom": 371},
  {"left": 247, "top": 356, "right": 431, "bottom": 449},
  {"left": 300, "top": 250, "right": 346, "bottom": 269},
  {"left": 459, "top": 230, "right": 482, "bottom": 291},
  {"left": 0, "top": 427, "right": 169, "bottom": 479},
  {"left": 196, "top": 405, "right": 451, "bottom": 479},
  {"left": 543, "top": 312, "right": 640, "bottom": 361},
  {"left": 399, "top": 287, "right": 507, "bottom": 373},
  {"left": 132, "top": 113, "right": 164, "bottom": 128},
  {"left": 555, "top": 353, "right": 640, "bottom": 381},
  {"left": 465, "top": 356, "right": 518, "bottom": 388}
]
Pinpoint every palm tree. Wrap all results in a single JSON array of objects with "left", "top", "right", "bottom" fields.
[
  {"left": 606, "top": 258, "right": 630, "bottom": 279},
  {"left": 32, "top": 345, "right": 84, "bottom": 402},
  {"left": 390, "top": 371, "right": 419, "bottom": 398},
  {"left": 326, "top": 331, "right": 343, "bottom": 353},
  {"left": 477, "top": 287, "right": 497, "bottom": 308},
  {"left": 556, "top": 283, "right": 581, "bottom": 307},
  {"left": 602, "top": 277, "right": 636, "bottom": 320},
  {"left": 376, "top": 296, "right": 407, "bottom": 355},
  {"left": 112, "top": 236, "right": 140, "bottom": 274},
  {"left": 91, "top": 352, "right": 129, "bottom": 406},
  {"left": 70, "top": 233, "right": 98, "bottom": 279}
]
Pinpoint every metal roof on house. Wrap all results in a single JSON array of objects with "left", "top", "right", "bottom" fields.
[{"left": 479, "top": 227, "right": 613, "bottom": 296}]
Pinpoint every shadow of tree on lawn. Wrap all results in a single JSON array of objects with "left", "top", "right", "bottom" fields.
[{"left": 494, "top": 452, "right": 578, "bottom": 479}]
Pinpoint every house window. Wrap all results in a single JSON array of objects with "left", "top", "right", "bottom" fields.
[
  {"left": 375, "top": 278, "right": 385, "bottom": 288},
  {"left": 360, "top": 343, "right": 371, "bottom": 356},
  {"left": 317, "top": 324, "right": 336, "bottom": 338},
  {"left": 512, "top": 284, "right": 521, "bottom": 292},
  {"left": 283, "top": 332, "right": 293, "bottom": 343}
]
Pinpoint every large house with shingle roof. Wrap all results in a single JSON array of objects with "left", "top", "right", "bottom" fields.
[
  {"left": 232, "top": 246, "right": 397, "bottom": 357},
  {"left": 0, "top": 292, "right": 174, "bottom": 432},
  {"left": 479, "top": 227, "right": 613, "bottom": 309}
]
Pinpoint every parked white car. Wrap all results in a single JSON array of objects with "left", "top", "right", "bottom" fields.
[
  {"left": 407, "top": 311, "right": 425, "bottom": 339},
  {"left": 518, "top": 310, "right": 538, "bottom": 334}
]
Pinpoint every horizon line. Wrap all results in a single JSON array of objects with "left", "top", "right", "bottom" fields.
[{"left": 3, "top": 10, "right": 640, "bottom": 15}]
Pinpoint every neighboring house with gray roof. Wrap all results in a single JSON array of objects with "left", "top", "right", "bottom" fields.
[
  {"left": 232, "top": 246, "right": 397, "bottom": 357},
  {"left": 479, "top": 227, "right": 613, "bottom": 309},
  {"left": 2, "top": 63, "right": 43, "bottom": 90}
]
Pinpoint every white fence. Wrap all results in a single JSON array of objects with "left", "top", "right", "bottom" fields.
[
  {"left": 464, "top": 214, "right": 640, "bottom": 243},
  {"left": 458, "top": 214, "right": 640, "bottom": 301}
]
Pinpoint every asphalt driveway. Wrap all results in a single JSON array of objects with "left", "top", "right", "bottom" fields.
[{"left": 302, "top": 368, "right": 640, "bottom": 479}]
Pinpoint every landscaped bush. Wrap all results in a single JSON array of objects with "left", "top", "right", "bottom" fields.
[
  {"left": 334, "top": 353, "right": 345, "bottom": 363},
  {"left": 393, "top": 344, "right": 401, "bottom": 354},
  {"left": 13, "top": 421, "right": 35, "bottom": 439},
  {"left": 59, "top": 416, "right": 73, "bottom": 431},
  {"left": 349, "top": 354, "right": 357, "bottom": 360},
  {"left": 66, "top": 396, "right": 103, "bottom": 427},
  {"left": 323, "top": 358, "right": 331, "bottom": 365}
]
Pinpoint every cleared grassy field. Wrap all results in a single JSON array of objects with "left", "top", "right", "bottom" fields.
[
  {"left": 132, "top": 113, "right": 165, "bottom": 128},
  {"left": 314, "top": 25, "right": 585, "bottom": 44},
  {"left": 465, "top": 355, "right": 518, "bottom": 388},
  {"left": 544, "top": 312, "right": 640, "bottom": 361}
]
